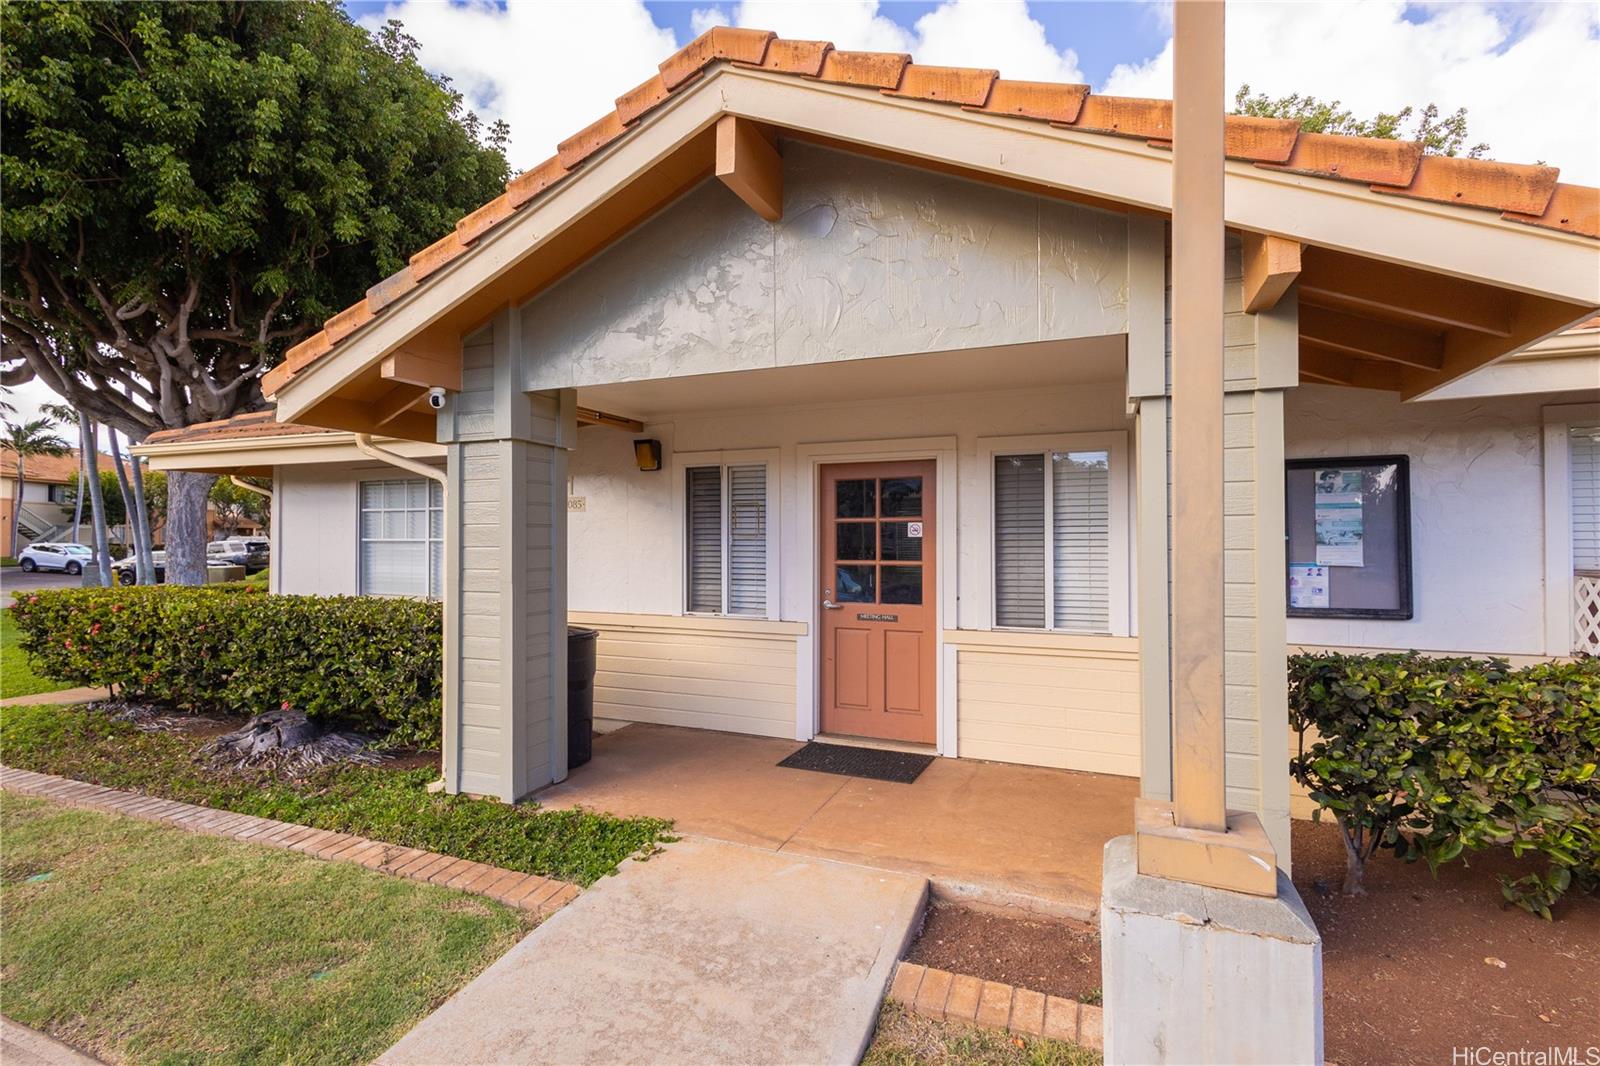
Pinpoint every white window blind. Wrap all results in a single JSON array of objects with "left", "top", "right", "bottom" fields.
[
  {"left": 995, "top": 454, "right": 1046, "bottom": 628},
  {"left": 1573, "top": 426, "right": 1600, "bottom": 573},
  {"left": 685, "top": 463, "right": 768, "bottom": 616},
  {"left": 994, "top": 450, "right": 1111, "bottom": 633},
  {"left": 359, "top": 479, "right": 443, "bottom": 598}
]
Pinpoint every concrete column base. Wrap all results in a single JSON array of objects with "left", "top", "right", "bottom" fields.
[{"left": 1100, "top": 835, "right": 1323, "bottom": 1065}]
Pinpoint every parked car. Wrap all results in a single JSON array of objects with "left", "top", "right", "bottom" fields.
[
  {"left": 206, "top": 538, "right": 270, "bottom": 573},
  {"left": 16, "top": 542, "right": 94, "bottom": 575},
  {"left": 112, "top": 551, "right": 167, "bottom": 585}
]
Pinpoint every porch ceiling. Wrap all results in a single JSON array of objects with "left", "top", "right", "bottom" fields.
[{"left": 576, "top": 335, "right": 1126, "bottom": 422}]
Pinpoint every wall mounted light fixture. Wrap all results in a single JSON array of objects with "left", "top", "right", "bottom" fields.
[{"left": 634, "top": 439, "right": 662, "bottom": 472}]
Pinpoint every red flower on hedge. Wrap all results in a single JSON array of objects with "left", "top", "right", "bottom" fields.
[{"left": 90, "top": 623, "right": 102, "bottom": 635}]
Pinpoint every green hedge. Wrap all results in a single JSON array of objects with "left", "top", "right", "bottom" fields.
[
  {"left": 8, "top": 586, "right": 443, "bottom": 745},
  {"left": 1289, "top": 651, "right": 1599, "bottom": 916}
]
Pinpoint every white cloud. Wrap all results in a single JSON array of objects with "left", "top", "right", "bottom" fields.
[
  {"left": 712, "top": 0, "right": 1084, "bottom": 82},
  {"left": 1102, "top": 1, "right": 1600, "bottom": 184},
  {"left": 355, "top": 0, "right": 677, "bottom": 172}
]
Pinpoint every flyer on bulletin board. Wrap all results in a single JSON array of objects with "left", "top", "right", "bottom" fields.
[
  {"left": 1314, "top": 469, "right": 1365, "bottom": 568},
  {"left": 1288, "top": 563, "right": 1330, "bottom": 609}
]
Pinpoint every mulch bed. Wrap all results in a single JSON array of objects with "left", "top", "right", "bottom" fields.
[
  {"left": 902, "top": 820, "right": 1598, "bottom": 1065},
  {"left": 903, "top": 900, "right": 1101, "bottom": 1002},
  {"left": 1294, "top": 818, "right": 1599, "bottom": 1066}
]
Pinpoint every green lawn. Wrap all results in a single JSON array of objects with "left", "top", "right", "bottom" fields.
[
  {"left": 864, "top": 1003, "right": 1102, "bottom": 1066},
  {"left": 1, "top": 794, "right": 533, "bottom": 1065},
  {"left": 0, "top": 702, "right": 672, "bottom": 886},
  {"left": 1, "top": 608, "right": 69, "bottom": 700}
]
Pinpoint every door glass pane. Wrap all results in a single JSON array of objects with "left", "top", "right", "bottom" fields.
[
  {"left": 836, "top": 522, "right": 876, "bottom": 560},
  {"left": 834, "top": 564, "right": 876, "bottom": 602},
  {"left": 836, "top": 479, "right": 875, "bottom": 518},
  {"left": 880, "top": 477, "right": 922, "bottom": 517},
  {"left": 881, "top": 565, "right": 922, "bottom": 605},
  {"left": 880, "top": 521, "right": 923, "bottom": 561}
]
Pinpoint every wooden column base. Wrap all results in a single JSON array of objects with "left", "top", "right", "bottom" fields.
[{"left": 1134, "top": 798, "right": 1279, "bottom": 897}]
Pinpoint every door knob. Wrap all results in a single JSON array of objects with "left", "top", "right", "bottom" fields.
[{"left": 822, "top": 599, "right": 842, "bottom": 610}]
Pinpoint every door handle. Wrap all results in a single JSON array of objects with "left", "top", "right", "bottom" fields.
[{"left": 822, "top": 599, "right": 842, "bottom": 610}]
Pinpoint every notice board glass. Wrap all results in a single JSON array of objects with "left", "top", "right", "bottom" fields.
[{"left": 1285, "top": 455, "right": 1412, "bottom": 619}]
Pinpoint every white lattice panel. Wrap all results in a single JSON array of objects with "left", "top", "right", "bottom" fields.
[{"left": 1575, "top": 575, "right": 1600, "bottom": 655}]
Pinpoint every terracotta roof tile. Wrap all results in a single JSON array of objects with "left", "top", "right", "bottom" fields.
[
  {"left": 1061, "top": 95, "right": 1172, "bottom": 140},
  {"left": 965, "top": 80, "right": 1088, "bottom": 123},
  {"left": 1373, "top": 154, "right": 1559, "bottom": 216},
  {"left": 615, "top": 73, "right": 675, "bottom": 126},
  {"left": 408, "top": 229, "right": 465, "bottom": 282},
  {"left": 0, "top": 448, "right": 113, "bottom": 484},
  {"left": 1258, "top": 131, "right": 1423, "bottom": 187},
  {"left": 1223, "top": 115, "right": 1300, "bottom": 164},
  {"left": 257, "top": 26, "right": 1595, "bottom": 401},
  {"left": 506, "top": 156, "right": 571, "bottom": 211},
  {"left": 885, "top": 65, "right": 998, "bottom": 107},
  {"left": 455, "top": 192, "right": 515, "bottom": 245},
  {"left": 734, "top": 38, "right": 831, "bottom": 77},
  {"left": 1502, "top": 182, "right": 1600, "bottom": 240},
  {"left": 557, "top": 111, "right": 629, "bottom": 171},
  {"left": 659, "top": 26, "right": 773, "bottom": 89},
  {"left": 144, "top": 410, "right": 336, "bottom": 446},
  {"left": 322, "top": 297, "right": 373, "bottom": 346},
  {"left": 813, "top": 50, "right": 911, "bottom": 90},
  {"left": 366, "top": 267, "right": 417, "bottom": 314}
]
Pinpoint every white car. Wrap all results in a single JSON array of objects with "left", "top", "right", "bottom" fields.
[{"left": 16, "top": 542, "right": 95, "bottom": 575}]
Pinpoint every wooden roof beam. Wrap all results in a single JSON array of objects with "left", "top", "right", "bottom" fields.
[
  {"left": 372, "top": 382, "right": 428, "bottom": 427},
  {"left": 381, "top": 347, "right": 461, "bottom": 392},
  {"left": 1241, "top": 233, "right": 1300, "bottom": 313},
  {"left": 1298, "top": 305, "right": 1444, "bottom": 371},
  {"left": 1300, "top": 343, "right": 1403, "bottom": 390},
  {"left": 576, "top": 406, "right": 645, "bottom": 433},
  {"left": 715, "top": 114, "right": 782, "bottom": 222},
  {"left": 1298, "top": 248, "right": 1514, "bottom": 336}
]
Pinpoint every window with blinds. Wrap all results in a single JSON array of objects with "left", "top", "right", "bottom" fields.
[
  {"left": 1573, "top": 425, "right": 1600, "bottom": 573},
  {"left": 359, "top": 479, "right": 443, "bottom": 598},
  {"left": 685, "top": 463, "right": 768, "bottom": 616},
  {"left": 993, "top": 451, "right": 1111, "bottom": 632}
]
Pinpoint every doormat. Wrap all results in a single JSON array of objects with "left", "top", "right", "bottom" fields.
[{"left": 777, "top": 742, "right": 934, "bottom": 784}]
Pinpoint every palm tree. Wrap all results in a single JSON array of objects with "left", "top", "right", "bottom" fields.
[{"left": 3, "top": 417, "right": 71, "bottom": 556}]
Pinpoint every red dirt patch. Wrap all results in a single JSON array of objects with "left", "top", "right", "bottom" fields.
[
  {"left": 903, "top": 901, "right": 1101, "bottom": 1002},
  {"left": 899, "top": 820, "right": 1598, "bottom": 1065},
  {"left": 1293, "top": 818, "right": 1600, "bottom": 1066}
]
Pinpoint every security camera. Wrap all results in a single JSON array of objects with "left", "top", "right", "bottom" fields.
[{"left": 426, "top": 386, "right": 448, "bottom": 411}]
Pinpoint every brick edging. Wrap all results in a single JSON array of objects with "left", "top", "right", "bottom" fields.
[
  {"left": 0, "top": 765, "right": 578, "bottom": 916},
  {"left": 888, "top": 961, "right": 1104, "bottom": 1052}
]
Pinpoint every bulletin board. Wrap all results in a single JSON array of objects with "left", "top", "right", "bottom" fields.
[{"left": 1284, "top": 455, "right": 1412, "bottom": 619}]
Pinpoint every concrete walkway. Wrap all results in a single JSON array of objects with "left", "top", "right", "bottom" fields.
[
  {"left": 0, "top": 687, "right": 108, "bottom": 708},
  {"left": 537, "top": 723, "right": 1135, "bottom": 918},
  {"left": 380, "top": 838, "right": 926, "bottom": 1066},
  {"left": 0, "top": 1017, "right": 101, "bottom": 1066}
]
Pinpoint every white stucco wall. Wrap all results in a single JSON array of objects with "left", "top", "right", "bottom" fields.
[
  {"left": 565, "top": 381, "right": 1133, "bottom": 629},
  {"left": 1285, "top": 384, "right": 1552, "bottom": 656}
]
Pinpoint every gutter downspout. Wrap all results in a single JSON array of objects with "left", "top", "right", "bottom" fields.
[
  {"left": 228, "top": 475, "right": 273, "bottom": 500},
  {"left": 354, "top": 434, "right": 452, "bottom": 793}
]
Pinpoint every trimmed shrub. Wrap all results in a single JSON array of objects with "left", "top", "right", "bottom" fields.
[
  {"left": 1289, "top": 651, "right": 1599, "bottom": 916},
  {"left": 8, "top": 586, "right": 442, "bottom": 745}
]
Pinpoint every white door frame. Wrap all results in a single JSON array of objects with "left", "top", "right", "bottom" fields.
[{"left": 794, "top": 436, "right": 960, "bottom": 756}]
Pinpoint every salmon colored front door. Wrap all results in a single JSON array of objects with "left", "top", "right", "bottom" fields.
[{"left": 819, "top": 461, "right": 937, "bottom": 745}]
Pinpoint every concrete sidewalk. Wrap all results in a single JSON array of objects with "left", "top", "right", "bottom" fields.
[
  {"left": 379, "top": 838, "right": 926, "bottom": 1066},
  {"left": 0, "top": 1017, "right": 102, "bottom": 1066}
]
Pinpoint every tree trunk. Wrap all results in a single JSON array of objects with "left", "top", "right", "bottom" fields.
[
  {"left": 70, "top": 427, "right": 86, "bottom": 543},
  {"left": 129, "top": 452, "right": 155, "bottom": 582},
  {"left": 9, "top": 465, "right": 25, "bottom": 557},
  {"left": 166, "top": 470, "right": 215, "bottom": 585},
  {"left": 106, "top": 430, "right": 144, "bottom": 583},
  {"left": 1336, "top": 814, "right": 1368, "bottom": 896},
  {"left": 81, "top": 419, "right": 113, "bottom": 586}
]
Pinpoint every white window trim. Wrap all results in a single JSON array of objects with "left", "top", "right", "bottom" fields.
[
  {"left": 1543, "top": 402, "right": 1600, "bottom": 655},
  {"left": 357, "top": 476, "right": 443, "bottom": 599},
  {"left": 977, "top": 430, "right": 1132, "bottom": 638},
  {"left": 671, "top": 447, "right": 781, "bottom": 621}
]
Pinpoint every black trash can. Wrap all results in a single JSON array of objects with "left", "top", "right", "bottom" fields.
[{"left": 566, "top": 626, "right": 598, "bottom": 769}]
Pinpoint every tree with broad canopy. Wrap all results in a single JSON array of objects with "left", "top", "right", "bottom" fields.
[{"left": 0, "top": 0, "right": 508, "bottom": 582}]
